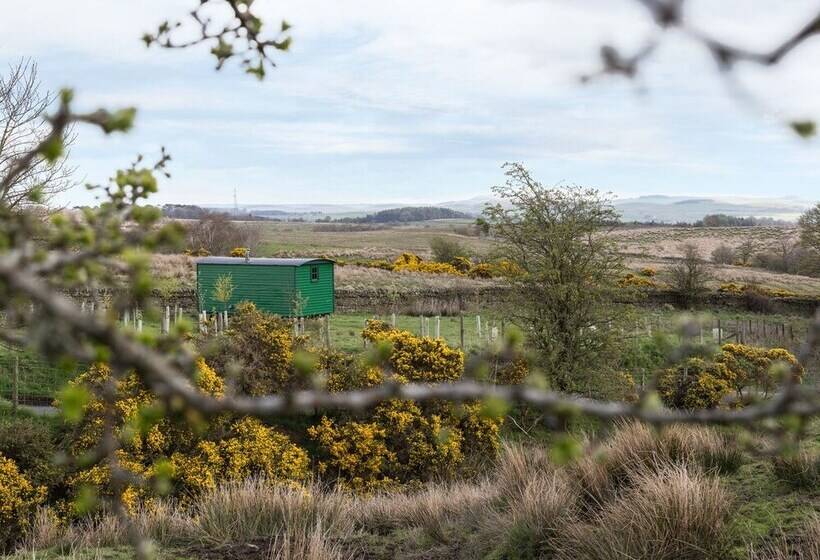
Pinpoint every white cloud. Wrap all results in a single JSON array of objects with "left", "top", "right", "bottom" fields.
[{"left": 4, "top": 0, "right": 820, "bottom": 205}]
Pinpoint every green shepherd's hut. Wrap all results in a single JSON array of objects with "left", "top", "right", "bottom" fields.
[{"left": 196, "top": 257, "right": 335, "bottom": 317}]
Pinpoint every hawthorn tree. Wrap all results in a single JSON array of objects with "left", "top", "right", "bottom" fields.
[{"left": 482, "top": 163, "right": 625, "bottom": 393}]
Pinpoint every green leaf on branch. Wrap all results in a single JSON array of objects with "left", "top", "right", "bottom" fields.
[
  {"left": 39, "top": 135, "right": 64, "bottom": 163},
  {"left": 102, "top": 107, "right": 137, "bottom": 133},
  {"left": 58, "top": 384, "right": 90, "bottom": 424},
  {"left": 790, "top": 120, "right": 816, "bottom": 138},
  {"left": 549, "top": 434, "right": 582, "bottom": 465}
]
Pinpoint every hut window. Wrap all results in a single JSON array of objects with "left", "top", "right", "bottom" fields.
[{"left": 310, "top": 266, "right": 319, "bottom": 282}]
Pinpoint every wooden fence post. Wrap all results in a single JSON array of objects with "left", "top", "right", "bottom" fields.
[
  {"left": 162, "top": 305, "right": 170, "bottom": 335},
  {"left": 476, "top": 315, "right": 482, "bottom": 339},
  {"left": 435, "top": 316, "right": 441, "bottom": 339},
  {"left": 460, "top": 314, "right": 465, "bottom": 349},
  {"left": 12, "top": 354, "right": 19, "bottom": 413}
]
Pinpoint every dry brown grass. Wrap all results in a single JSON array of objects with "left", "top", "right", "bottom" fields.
[
  {"left": 556, "top": 466, "right": 732, "bottom": 560},
  {"left": 187, "top": 479, "right": 354, "bottom": 546},
  {"left": 613, "top": 226, "right": 798, "bottom": 259},
  {"left": 15, "top": 424, "right": 759, "bottom": 560},
  {"left": 335, "top": 265, "right": 500, "bottom": 293},
  {"left": 748, "top": 515, "right": 820, "bottom": 560}
]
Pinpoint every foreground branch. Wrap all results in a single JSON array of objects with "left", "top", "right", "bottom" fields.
[{"left": 1, "top": 254, "right": 818, "bottom": 428}]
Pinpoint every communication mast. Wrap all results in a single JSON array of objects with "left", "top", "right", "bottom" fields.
[{"left": 233, "top": 187, "right": 239, "bottom": 216}]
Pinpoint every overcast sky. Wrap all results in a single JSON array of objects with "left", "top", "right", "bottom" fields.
[{"left": 2, "top": 0, "right": 820, "bottom": 207}]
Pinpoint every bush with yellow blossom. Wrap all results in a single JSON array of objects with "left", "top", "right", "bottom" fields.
[
  {"left": 362, "top": 319, "right": 463, "bottom": 383},
  {"left": 0, "top": 453, "right": 46, "bottom": 549},
  {"left": 309, "top": 321, "right": 501, "bottom": 490},
  {"left": 207, "top": 301, "right": 301, "bottom": 395},
  {"left": 61, "top": 358, "right": 308, "bottom": 510},
  {"left": 658, "top": 357, "right": 734, "bottom": 409},
  {"left": 392, "top": 252, "right": 462, "bottom": 275},
  {"left": 657, "top": 344, "right": 802, "bottom": 409},
  {"left": 718, "top": 343, "right": 803, "bottom": 397}
]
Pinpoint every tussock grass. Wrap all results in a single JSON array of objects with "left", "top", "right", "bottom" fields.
[
  {"left": 356, "top": 480, "right": 493, "bottom": 542},
  {"left": 748, "top": 515, "right": 820, "bottom": 560},
  {"left": 18, "top": 423, "right": 789, "bottom": 560},
  {"left": 557, "top": 466, "right": 732, "bottom": 560},
  {"left": 771, "top": 449, "right": 820, "bottom": 489},
  {"left": 188, "top": 479, "right": 354, "bottom": 546}
]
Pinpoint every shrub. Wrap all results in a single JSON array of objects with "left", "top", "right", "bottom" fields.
[
  {"left": 718, "top": 282, "right": 745, "bottom": 295},
  {"left": 468, "top": 263, "right": 493, "bottom": 278},
  {"left": 640, "top": 267, "right": 657, "bottom": 277},
  {"left": 310, "top": 322, "right": 500, "bottom": 490},
  {"left": 206, "top": 301, "right": 299, "bottom": 395},
  {"left": 0, "top": 453, "right": 46, "bottom": 550},
  {"left": 618, "top": 272, "right": 656, "bottom": 288},
  {"left": 62, "top": 358, "right": 308, "bottom": 508},
  {"left": 450, "top": 255, "right": 472, "bottom": 273},
  {"left": 230, "top": 247, "right": 249, "bottom": 257},
  {"left": 171, "top": 417, "right": 310, "bottom": 495},
  {"left": 0, "top": 415, "right": 62, "bottom": 489},
  {"left": 711, "top": 244, "right": 736, "bottom": 264},
  {"left": 430, "top": 236, "right": 468, "bottom": 264},
  {"left": 318, "top": 349, "right": 383, "bottom": 392},
  {"left": 670, "top": 243, "right": 710, "bottom": 302},
  {"left": 718, "top": 343, "right": 803, "bottom": 397},
  {"left": 771, "top": 449, "right": 820, "bottom": 489},
  {"left": 362, "top": 319, "right": 463, "bottom": 382},
  {"left": 183, "top": 213, "right": 261, "bottom": 256},
  {"left": 393, "top": 252, "right": 462, "bottom": 275},
  {"left": 657, "top": 357, "right": 733, "bottom": 409}
]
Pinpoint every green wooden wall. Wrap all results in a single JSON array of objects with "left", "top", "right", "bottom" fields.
[
  {"left": 197, "top": 260, "right": 334, "bottom": 317},
  {"left": 295, "top": 261, "right": 334, "bottom": 316}
]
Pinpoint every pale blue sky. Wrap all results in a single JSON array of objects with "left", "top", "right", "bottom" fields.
[{"left": 2, "top": 0, "right": 819, "bottom": 207}]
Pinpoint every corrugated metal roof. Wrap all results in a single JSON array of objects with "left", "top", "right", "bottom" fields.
[{"left": 196, "top": 257, "right": 334, "bottom": 266}]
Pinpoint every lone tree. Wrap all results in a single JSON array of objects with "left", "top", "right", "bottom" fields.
[
  {"left": 482, "top": 163, "right": 624, "bottom": 393},
  {"left": 0, "top": 59, "right": 74, "bottom": 208},
  {"left": 670, "top": 243, "right": 711, "bottom": 304},
  {"left": 799, "top": 203, "right": 820, "bottom": 252}
]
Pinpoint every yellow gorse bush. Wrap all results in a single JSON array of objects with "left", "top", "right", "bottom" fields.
[
  {"left": 310, "top": 320, "right": 501, "bottom": 490},
  {"left": 362, "top": 319, "right": 463, "bottom": 382},
  {"left": 62, "top": 358, "right": 308, "bottom": 510},
  {"left": 392, "top": 252, "right": 462, "bottom": 275},
  {"left": 225, "top": 301, "right": 298, "bottom": 395},
  {"left": 658, "top": 344, "right": 802, "bottom": 409},
  {"left": 171, "top": 417, "right": 309, "bottom": 495},
  {"left": 619, "top": 273, "right": 656, "bottom": 289},
  {"left": 0, "top": 453, "right": 46, "bottom": 547},
  {"left": 718, "top": 282, "right": 798, "bottom": 298}
]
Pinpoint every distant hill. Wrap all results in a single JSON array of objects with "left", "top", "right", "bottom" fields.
[
  {"left": 337, "top": 206, "right": 472, "bottom": 224},
  {"left": 199, "top": 195, "right": 813, "bottom": 224}
]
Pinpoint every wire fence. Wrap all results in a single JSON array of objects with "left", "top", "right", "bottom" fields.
[{"left": 0, "top": 350, "right": 84, "bottom": 407}]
